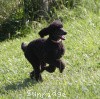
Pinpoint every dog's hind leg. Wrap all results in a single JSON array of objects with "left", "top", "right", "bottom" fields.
[
  {"left": 30, "top": 62, "right": 43, "bottom": 82},
  {"left": 40, "top": 62, "right": 46, "bottom": 73},
  {"left": 34, "top": 67, "right": 43, "bottom": 82},
  {"left": 30, "top": 71, "right": 35, "bottom": 79},
  {"left": 30, "top": 66, "right": 43, "bottom": 82},
  {"left": 25, "top": 53, "right": 43, "bottom": 82}
]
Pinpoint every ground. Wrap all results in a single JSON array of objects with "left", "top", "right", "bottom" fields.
[{"left": 0, "top": 8, "right": 100, "bottom": 99}]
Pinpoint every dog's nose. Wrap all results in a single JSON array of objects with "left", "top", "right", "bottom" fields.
[{"left": 64, "top": 32, "right": 67, "bottom": 35}]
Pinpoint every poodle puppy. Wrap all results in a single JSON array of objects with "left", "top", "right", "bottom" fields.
[{"left": 21, "top": 20, "right": 67, "bottom": 82}]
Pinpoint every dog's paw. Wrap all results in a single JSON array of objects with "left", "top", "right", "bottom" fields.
[
  {"left": 59, "top": 65, "right": 65, "bottom": 73},
  {"left": 35, "top": 75, "right": 43, "bottom": 82},
  {"left": 30, "top": 71, "right": 34, "bottom": 79}
]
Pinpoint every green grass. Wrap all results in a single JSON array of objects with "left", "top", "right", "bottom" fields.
[{"left": 0, "top": 7, "right": 100, "bottom": 99}]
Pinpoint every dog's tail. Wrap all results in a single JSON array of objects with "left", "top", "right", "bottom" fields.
[{"left": 21, "top": 42, "right": 27, "bottom": 52}]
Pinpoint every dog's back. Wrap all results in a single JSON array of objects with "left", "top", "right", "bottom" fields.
[{"left": 21, "top": 39, "right": 47, "bottom": 60}]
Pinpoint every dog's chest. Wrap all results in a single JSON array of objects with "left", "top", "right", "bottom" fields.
[{"left": 45, "top": 43, "right": 65, "bottom": 60}]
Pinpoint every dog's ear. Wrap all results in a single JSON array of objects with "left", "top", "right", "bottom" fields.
[{"left": 39, "top": 27, "right": 50, "bottom": 38}]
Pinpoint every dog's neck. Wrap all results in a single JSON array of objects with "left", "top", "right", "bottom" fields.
[{"left": 51, "top": 39, "right": 62, "bottom": 43}]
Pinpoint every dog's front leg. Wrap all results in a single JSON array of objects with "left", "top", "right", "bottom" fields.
[
  {"left": 43, "top": 60, "right": 65, "bottom": 73},
  {"left": 54, "top": 59, "right": 65, "bottom": 73},
  {"left": 43, "top": 65, "right": 56, "bottom": 73}
]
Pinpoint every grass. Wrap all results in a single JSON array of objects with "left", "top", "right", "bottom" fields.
[
  {"left": 0, "top": 0, "right": 22, "bottom": 23},
  {"left": 0, "top": 6, "right": 100, "bottom": 99}
]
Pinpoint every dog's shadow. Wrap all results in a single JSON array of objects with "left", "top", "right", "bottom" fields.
[{"left": 1, "top": 78, "right": 37, "bottom": 94}]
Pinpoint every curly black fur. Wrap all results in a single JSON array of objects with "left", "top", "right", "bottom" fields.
[{"left": 21, "top": 20, "right": 67, "bottom": 82}]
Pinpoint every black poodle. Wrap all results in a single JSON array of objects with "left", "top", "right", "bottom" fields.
[{"left": 21, "top": 20, "right": 67, "bottom": 82}]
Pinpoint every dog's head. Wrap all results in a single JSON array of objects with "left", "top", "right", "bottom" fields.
[{"left": 39, "top": 20, "right": 67, "bottom": 42}]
